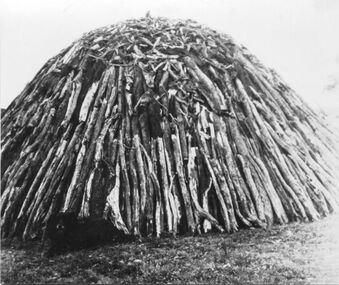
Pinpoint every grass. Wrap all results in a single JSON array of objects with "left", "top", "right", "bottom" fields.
[{"left": 2, "top": 213, "right": 339, "bottom": 284}]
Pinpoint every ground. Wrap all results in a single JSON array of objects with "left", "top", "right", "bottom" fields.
[{"left": 1, "top": 213, "right": 339, "bottom": 284}]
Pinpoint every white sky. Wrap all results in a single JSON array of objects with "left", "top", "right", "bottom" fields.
[{"left": 1, "top": 0, "right": 338, "bottom": 112}]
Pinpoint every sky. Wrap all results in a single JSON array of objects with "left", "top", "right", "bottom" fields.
[{"left": 1, "top": 0, "right": 339, "bottom": 113}]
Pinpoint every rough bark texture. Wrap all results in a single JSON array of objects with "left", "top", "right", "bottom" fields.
[{"left": 1, "top": 16, "right": 339, "bottom": 240}]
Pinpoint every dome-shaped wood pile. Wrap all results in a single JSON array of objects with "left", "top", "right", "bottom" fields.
[{"left": 2, "top": 17, "right": 339, "bottom": 240}]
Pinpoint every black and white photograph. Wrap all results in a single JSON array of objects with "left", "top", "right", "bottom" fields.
[{"left": 1, "top": 0, "right": 339, "bottom": 283}]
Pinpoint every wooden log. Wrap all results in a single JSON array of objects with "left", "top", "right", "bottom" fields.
[
  {"left": 151, "top": 139, "right": 163, "bottom": 237},
  {"left": 129, "top": 141, "right": 140, "bottom": 236},
  {"left": 201, "top": 179, "right": 212, "bottom": 232},
  {"left": 184, "top": 56, "right": 226, "bottom": 111},
  {"left": 157, "top": 137, "right": 173, "bottom": 232},
  {"left": 119, "top": 118, "right": 132, "bottom": 231},
  {"left": 164, "top": 144, "right": 181, "bottom": 235},
  {"left": 61, "top": 71, "right": 83, "bottom": 128},
  {"left": 216, "top": 118, "right": 257, "bottom": 226},
  {"left": 187, "top": 141, "right": 224, "bottom": 232},
  {"left": 171, "top": 132, "right": 196, "bottom": 234},
  {"left": 79, "top": 81, "right": 99, "bottom": 122},
  {"left": 161, "top": 116, "right": 181, "bottom": 234},
  {"left": 139, "top": 144, "right": 156, "bottom": 236},
  {"left": 134, "top": 133, "right": 147, "bottom": 221},
  {"left": 104, "top": 156, "right": 129, "bottom": 234},
  {"left": 237, "top": 154, "right": 266, "bottom": 222}
]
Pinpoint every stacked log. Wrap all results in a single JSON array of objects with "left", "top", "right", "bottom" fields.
[{"left": 1, "top": 16, "right": 339, "bottom": 240}]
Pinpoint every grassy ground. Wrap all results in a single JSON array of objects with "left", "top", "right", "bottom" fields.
[{"left": 1, "top": 213, "right": 339, "bottom": 284}]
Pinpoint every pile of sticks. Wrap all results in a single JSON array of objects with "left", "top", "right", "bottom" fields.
[{"left": 2, "top": 16, "right": 339, "bottom": 240}]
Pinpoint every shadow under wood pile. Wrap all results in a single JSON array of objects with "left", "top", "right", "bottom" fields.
[{"left": 1, "top": 16, "right": 339, "bottom": 241}]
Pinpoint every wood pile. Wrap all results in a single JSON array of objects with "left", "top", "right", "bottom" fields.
[{"left": 2, "top": 16, "right": 339, "bottom": 240}]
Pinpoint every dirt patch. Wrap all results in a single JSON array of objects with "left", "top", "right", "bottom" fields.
[{"left": 1, "top": 213, "right": 339, "bottom": 283}]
